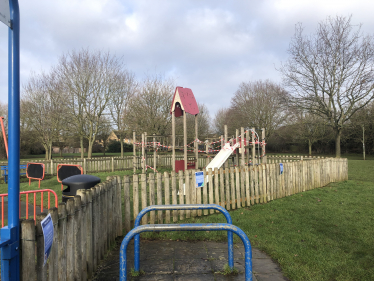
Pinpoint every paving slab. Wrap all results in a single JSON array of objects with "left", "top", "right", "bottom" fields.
[{"left": 93, "top": 238, "right": 290, "bottom": 281}]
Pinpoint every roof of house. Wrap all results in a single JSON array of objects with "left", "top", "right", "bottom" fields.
[{"left": 170, "top": 86, "right": 199, "bottom": 117}]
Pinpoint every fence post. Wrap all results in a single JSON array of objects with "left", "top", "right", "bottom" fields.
[
  {"left": 66, "top": 199, "right": 75, "bottom": 280},
  {"left": 36, "top": 213, "right": 48, "bottom": 281},
  {"left": 48, "top": 207, "right": 58, "bottom": 281},
  {"left": 141, "top": 174, "right": 148, "bottom": 225},
  {"left": 208, "top": 168, "right": 214, "bottom": 214},
  {"left": 185, "top": 170, "right": 191, "bottom": 218},
  {"left": 73, "top": 196, "right": 82, "bottom": 281},
  {"left": 76, "top": 190, "right": 87, "bottom": 281},
  {"left": 83, "top": 158, "right": 87, "bottom": 174},
  {"left": 50, "top": 159, "right": 53, "bottom": 175},
  {"left": 123, "top": 176, "right": 131, "bottom": 232},
  {"left": 171, "top": 171, "right": 178, "bottom": 222},
  {"left": 178, "top": 170, "right": 184, "bottom": 220},
  {"left": 85, "top": 188, "right": 93, "bottom": 278},
  {"left": 58, "top": 203, "right": 67, "bottom": 281},
  {"left": 116, "top": 176, "right": 123, "bottom": 236},
  {"left": 91, "top": 186, "right": 98, "bottom": 272},
  {"left": 149, "top": 173, "right": 156, "bottom": 224},
  {"left": 21, "top": 219, "right": 36, "bottom": 281}
]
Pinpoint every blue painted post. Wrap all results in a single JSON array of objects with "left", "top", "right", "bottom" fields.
[
  {"left": 119, "top": 223, "right": 252, "bottom": 281},
  {"left": 133, "top": 204, "right": 234, "bottom": 271},
  {"left": 0, "top": 1, "right": 21, "bottom": 281}
]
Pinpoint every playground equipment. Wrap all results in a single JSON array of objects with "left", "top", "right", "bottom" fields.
[
  {"left": 0, "top": 117, "right": 8, "bottom": 159},
  {"left": 170, "top": 87, "right": 199, "bottom": 171},
  {"left": 119, "top": 223, "right": 253, "bottom": 281},
  {"left": 133, "top": 204, "right": 235, "bottom": 271},
  {"left": 26, "top": 162, "right": 45, "bottom": 188}
]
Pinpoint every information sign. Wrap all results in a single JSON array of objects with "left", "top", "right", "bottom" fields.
[
  {"left": 0, "top": 0, "right": 11, "bottom": 27},
  {"left": 41, "top": 213, "right": 54, "bottom": 266},
  {"left": 195, "top": 171, "right": 204, "bottom": 188},
  {"left": 279, "top": 163, "right": 284, "bottom": 175}
]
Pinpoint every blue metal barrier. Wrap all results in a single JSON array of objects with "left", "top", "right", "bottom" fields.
[
  {"left": 134, "top": 204, "right": 234, "bottom": 271},
  {"left": 120, "top": 223, "right": 252, "bottom": 281}
]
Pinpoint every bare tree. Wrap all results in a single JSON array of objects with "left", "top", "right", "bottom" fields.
[
  {"left": 109, "top": 69, "right": 137, "bottom": 157},
  {"left": 22, "top": 71, "right": 65, "bottom": 159},
  {"left": 95, "top": 115, "right": 113, "bottom": 156},
  {"left": 124, "top": 74, "right": 175, "bottom": 136},
  {"left": 279, "top": 15, "right": 374, "bottom": 157},
  {"left": 56, "top": 49, "right": 126, "bottom": 158},
  {"left": 293, "top": 111, "right": 331, "bottom": 156},
  {"left": 229, "top": 80, "right": 289, "bottom": 139}
]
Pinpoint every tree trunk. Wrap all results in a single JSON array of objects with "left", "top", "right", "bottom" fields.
[
  {"left": 120, "top": 138, "right": 124, "bottom": 158},
  {"left": 88, "top": 140, "right": 93, "bottom": 159},
  {"left": 44, "top": 144, "right": 49, "bottom": 160},
  {"left": 335, "top": 130, "right": 341, "bottom": 158},
  {"left": 80, "top": 137, "right": 84, "bottom": 159},
  {"left": 308, "top": 139, "right": 312, "bottom": 156}
]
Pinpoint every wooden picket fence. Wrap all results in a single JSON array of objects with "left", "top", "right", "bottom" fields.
[
  {"left": 122, "top": 158, "right": 348, "bottom": 232},
  {"left": 0, "top": 154, "right": 322, "bottom": 179},
  {"left": 20, "top": 176, "right": 122, "bottom": 281}
]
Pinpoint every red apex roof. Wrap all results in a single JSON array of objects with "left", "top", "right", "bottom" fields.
[{"left": 170, "top": 87, "right": 199, "bottom": 117}]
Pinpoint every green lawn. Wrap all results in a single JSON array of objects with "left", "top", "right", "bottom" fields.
[{"left": 140, "top": 159, "right": 374, "bottom": 281}]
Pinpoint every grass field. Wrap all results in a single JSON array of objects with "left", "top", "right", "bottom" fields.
[
  {"left": 0, "top": 156, "right": 373, "bottom": 280},
  {"left": 140, "top": 159, "right": 374, "bottom": 281}
]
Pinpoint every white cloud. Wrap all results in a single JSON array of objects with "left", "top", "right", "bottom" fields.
[{"left": 0, "top": 0, "right": 373, "bottom": 117}]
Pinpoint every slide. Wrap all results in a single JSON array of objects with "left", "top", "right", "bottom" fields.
[{"left": 206, "top": 142, "right": 240, "bottom": 172}]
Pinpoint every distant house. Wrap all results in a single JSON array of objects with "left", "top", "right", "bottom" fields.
[{"left": 106, "top": 131, "right": 132, "bottom": 144}]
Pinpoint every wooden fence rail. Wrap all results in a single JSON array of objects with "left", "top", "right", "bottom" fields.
[
  {"left": 0, "top": 154, "right": 322, "bottom": 178},
  {"left": 121, "top": 158, "right": 348, "bottom": 232},
  {"left": 20, "top": 176, "right": 122, "bottom": 281}
]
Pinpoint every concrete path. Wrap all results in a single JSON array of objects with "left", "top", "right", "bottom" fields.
[{"left": 93, "top": 239, "right": 289, "bottom": 281}]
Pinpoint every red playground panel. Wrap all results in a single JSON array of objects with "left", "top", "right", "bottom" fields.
[{"left": 175, "top": 160, "right": 195, "bottom": 173}]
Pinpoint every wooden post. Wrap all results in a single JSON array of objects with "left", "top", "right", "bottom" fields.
[
  {"left": 230, "top": 167, "right": 236, "bottom": 209},
  {"left": 74, "top": 195, "right": 82, "bottom": 281},
  {"left": 178, "top": 170, "right": 184, "bottom": 220},
  {"left": 219, "top": 167, "right": 225, "bottom": 209},
  {"left": 21, "top": 219, "right": 37, "bottom": 281},
  {"left": 172, "top": 171, "right": 178, "bottom": 222},
  {"left": 124, "top": 176, "right": 131, "bottom": 232},
  {"left": 57, "top": 203, "right": 67, "bottom": 281},
  {"left": 240, "top": 166, "right": 245, "bottom": 207},
  {"left": 76, "top": 190, "right": 87, "bottom": 281},
  {"left": 246, "top": 130, "right": 250, "bottom": 166},
  {"left": 241, "top": 127, "right": 245, "bottom": 167},
  {"left": 50, "top": 159, "right": 53, "bottom": 175},
  {"left": 142, "top": 133, "right": 145, "bottom": 173},
  {"left": 153, "top": 134, "right": 157, "bottom": 172},
  {"left": 133, "top": 131, "right": 136, "bottom": 173},
  {"left": 36, "top": 213, "right": 48, "bottom": 281},
  {"left": 208, "top": 168, "right": 214, "bottom": 214},
  {"left": 235, "top": 129, "right": 239, "bottom": 166},
  {"left": 235, "top": 167, "right": 241, "bottom": 209},
  {"left": 172, "top": 111, "right": 176, "bottom": 171},
  {"left": 183, "top": 111, "right": 187, "bottom": 171},
  {"left": 203, "top": 170, "right": 209, "bottom": 215},
  {"left": 48, "top": 207, "right": 59, "bottom": 281},
  {"left": 214, "top": 168, "right": 220, "bottom": 212},
  {"left": 66, "top": 199, "right": 75, "bottom": 280},
  {"left": 185, "top": 170, "right": 191, "bottom": 218},
  {"left": 252, "top": 128, "right": 256, "bottom": 166},
  {"left": 245, "top": 166, "right": 250, "bottom": 206},
  {"left": 141, "top": 173, "right": 147, "bottom": 224},
  {"left": 116, "top": 175, "right": 122, "bottom": 236},
  {"left": 149, "top": 173, "right": 156, "bottom": 224},
  {"left": 262, "top": 128, "right": 266, "bottom": 164},
  {"left": 225, "top": 167, "right": 230, "bottom": 210},
  {"left": 85, "top": 189, "right": 94, "bottom": 278},
  {"left": 224, "top": 125, "right": 228, "bottom": 168},
  {"left": 111, "top": 157, "right": 114, "bottom": 172},
  {"left": 157, "top": 173, "right": 163, "bottom": 223},
  {"left": 164, "top": 172, "right": 171, "bottom": 223},
  {"left": 195, "top": 115, "right": 199, "bottom": 169}
]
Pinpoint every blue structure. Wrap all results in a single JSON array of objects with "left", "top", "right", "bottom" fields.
[
  {"left": 133, "top": 204, "right": 234, "bottom": 271},
  {"left": 0, "top": 1, "right": 21, "bottom": 280},
  {"left": 119, "top": 223, "right": 253, "bottom": 281}
]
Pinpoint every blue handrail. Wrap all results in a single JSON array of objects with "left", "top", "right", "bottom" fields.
[
  {"left": 119, "top": 223, "right": 252, "bottom": 281},
  {"left": 133, "top": 204, "right": 234, "bottom": 271}
]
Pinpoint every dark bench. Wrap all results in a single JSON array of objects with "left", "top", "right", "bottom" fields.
[{"left": 1, "top": 164, "right": 27, "bottom": 183}]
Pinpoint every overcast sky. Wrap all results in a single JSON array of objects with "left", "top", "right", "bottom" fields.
[{"left": 1, "top": 0, "right": 374, "bottom": 117}]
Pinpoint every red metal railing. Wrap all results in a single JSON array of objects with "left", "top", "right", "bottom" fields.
[{"left": 0, "top": 189, "right": 58, "bottom": 227}]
